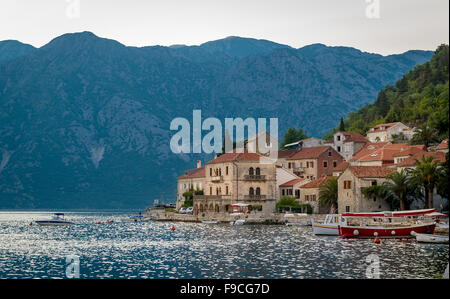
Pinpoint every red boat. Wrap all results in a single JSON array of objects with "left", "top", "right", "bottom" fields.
[{"left": 338, "top": 209, "right": 437, "bottom": 238}]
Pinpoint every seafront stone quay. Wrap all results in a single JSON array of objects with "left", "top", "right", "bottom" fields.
[{"left": 146, "top": 207, "right": 326, "bottom": 225}]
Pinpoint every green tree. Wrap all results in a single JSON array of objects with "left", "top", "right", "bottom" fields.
[
  {"left": 411, "top": 156, "right": 442, "bottom": 209},
  {"left": 383, "top": 170, "right": 419, "bottom": 210},
  {"left": 276, "top": 196, "right": 301, "bottom": 212},
  {"left": 411, "top": 125, "right": 439, "bottom": 147},
  {"left": 338, "top": 117, "right": 346, "bottom": 131},
  {"left": 280, "top": 128, "right": 308, "bottom": 149},
  {"left": 319, "top": 177, "right": 338, "bottom": 210},
  {"left": 436, "top": 153, "right": 449, "bottom": 204}
]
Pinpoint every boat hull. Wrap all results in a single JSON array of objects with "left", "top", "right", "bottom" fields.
[
  {"left": 312, "top": 224, "right": 339, "bottom": 236},
  {"left": 416, "top": 233, "right": 449, "bottom": 244},
  {"left": 339, "top": 223, "right": 435, "bottom": 238}
]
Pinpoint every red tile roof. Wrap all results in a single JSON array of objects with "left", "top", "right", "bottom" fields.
[
  {"left": 436, "top": 139, "right": 449, "bottom": 150},
  {"left": 301, "top": 176, "right": 332, "bottom": 188},
  {"left": 397, "top": 152, "right": 446, "bottom": 167},
  {"left": 206, "top": 150, "right": 263, "bottom": 165},
  {"left": 348, "top": 166, "right": 393, "bottom": 178},
  {"left": 277, "top": 149, "right": 299, "bottom": 159},
  {"left": 178, "top": 166, "right": 206, "bottom": 179},
  {"left": 286, "top": 146, "right": 331, "bottom": 160},
  {"left": 351, "top": 143, "right": 426, "bottom": 163},
  {"left": 367, "top": 122, "right": 402, "bottom": 133},
  {"left": 339, "top": 132, "right": 368, "bottom": 143},
  {"left": 280, "top": 178, "right": 307, "bottom": 187},
  {"left": 333, "top": 161, "right": 349, "bottom": 172}
]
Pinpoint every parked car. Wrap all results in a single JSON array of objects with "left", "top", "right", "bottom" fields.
[
  {"left": 185, "top": 207, "right": 193, "bottom": 214},
  {"left": 179, "top": 208, "right": 187, "bottom": 214}
]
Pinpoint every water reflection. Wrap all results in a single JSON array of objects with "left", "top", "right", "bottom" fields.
[{"left": 0, "top": 212, "right": 448, "bottom": 279}]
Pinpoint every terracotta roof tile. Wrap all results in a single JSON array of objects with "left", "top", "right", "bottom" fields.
[
  {"left": 339, "top": 132, "right": 368, "bottom": 143},
  {"left": 277, "top": 149, "right": 299, "bottom": 159},
  {"left": 333, "top": 161, "right": 349, "bottom": 172},
  {"left": 280, "top": 178, "right": 307, "bottom": 187},
  {"left": 178, "top": 166, "right": 205, "bottom": 179},
  {"left": 286, "top": 146, "right": 331, "bottom": 160},
  {"left": 206, "top": 150, "right": 263, "bottom": 165},
  {"left": 351, "top": 143, "right": 426, "bottom": 163},
  {"left": 348, "top": 166, "right": 393, "bottom": 178},
  {"left": 397, "top": 152, "right": 446, "bottom": 167},
  {"left": 301, "top": 176, "right": 332, "bottom": 188}
]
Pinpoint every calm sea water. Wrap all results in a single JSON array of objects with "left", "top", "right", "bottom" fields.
[{"left": 0, "top": 211, "right": 448, "bottom": 279}]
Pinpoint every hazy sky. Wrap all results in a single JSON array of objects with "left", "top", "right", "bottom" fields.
[{"left": 1, "top": 0, "right": 448, "bottom": 55}]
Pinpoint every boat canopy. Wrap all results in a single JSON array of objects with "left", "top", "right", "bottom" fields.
[
  {"left": 54, "top": 213, "right": 65, "bottom": 216},
  {"left": 424, "top": 212, "right": 448, "bottom": 218},
  {"left": 231, "top": 203, "right": 249, "bottom": 207}
]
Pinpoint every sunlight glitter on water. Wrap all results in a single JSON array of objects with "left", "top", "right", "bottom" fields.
[{"left": 0, "top": 211, "right": 448, "bottom": 279}]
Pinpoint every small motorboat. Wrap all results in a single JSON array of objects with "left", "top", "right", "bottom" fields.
[
  {"left": 35, "top": 213, "right": 74, "bottom": 226},
  {"left": 415, "top": 233, "right": 449, "bottom": 244},
  {"left": 312, "top": 214, "right": 345, "bottom": 236},
  {"left": 230, "top": 219, "right": 245, "bottom": 226}
]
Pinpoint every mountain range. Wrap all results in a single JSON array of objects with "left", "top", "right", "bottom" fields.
[{"left": 0, "top": 31, "right": 434, "bottom": 208}]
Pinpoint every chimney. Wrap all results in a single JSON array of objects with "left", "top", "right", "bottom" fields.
[{"left": 197, "top": 160, "right": 202, "bottom": 168}]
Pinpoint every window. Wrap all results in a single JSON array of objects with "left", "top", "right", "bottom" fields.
[
  {"left": 226, "top": 166, "right": 229, "bottom": 175},
  {"left": 256, "top": 187, "right": 261, "bottom": 196},
  {"left": 282, "top": 189, "right": 285, "bottom": 196},
  {"left": 249, "top": 167, "right": 254, "bottom": 176},
  {"left": 344, "top": 181, "right": 352, "bottom": 189},
  {"left": 210, "top": 168, "right": 212, "bottom": 176},
  {"left": 371, "top": 181, "right": 377, "bottom": 186},
  {"left": 328, "top": 151, "right": 332, "bottom": 157},
  {"left": 337, "top": 146, "right": 341, "bottom": 152},
  {"left": 219, "top": 168, "right": 222, "bottom": 176},
  {"left": 333, "top": 161, "right": 337, "bottom": 168},
  {"left": 249, "top": 187, "right": 254, "bottom": 196},
  {"left": 306, "top": 162, "right": 309, "bottom": 168},
  {"left": 323, "top": 161, "right": 328, "bottom": 168},
  {"left": 310, "top": 162, "right": 314, "bottom": 168},
  {"left": 346, "top": 206, "right": 350, "bottom": 212},
  {"left": 255, "top": 167, "right": 260, "bottom": 176},
  {"left": 312, "top": 195, "right": 316, "bottom": 201},
  {"left": 337, "top": 135, "right": 341, "bottom": 141},
  {"left": 288, "top": 163, "right": 292, "bottom": 169},
  {"left": 210, "top": 187, "right": 212, "bottom": 194},
  {"left": 305, "top": 195, "right": 309, "bottom": 201},
  {"left": 226, "top": 186, "right": 229, "bottom": 194},
  {"left": 295, "top": 189, "right": 300, "bottom": 198}
]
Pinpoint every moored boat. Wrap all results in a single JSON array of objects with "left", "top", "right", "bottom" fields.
[
  {"left": 415, "top": 233, "right": 449, "bottom": 244},
  {"left": 338, "top": 209, "right": 436, "bottom": 238},
  {"left": 202, "top": 220, "right": 219, "bottom": 224},
  {"left": 312, "top": 214, "right": 346, "bottom": 236},
  {"left": 35, "top": 213, "right": 74, "bottom": 226}
]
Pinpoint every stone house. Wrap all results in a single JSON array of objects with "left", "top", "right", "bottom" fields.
[
  {"left": 366, "top": 122, "right": 414, "bottom": 143},
  {"left": 436, "top": 139, "right": 449, "bottom": 153},
  {"left": 176, "top": 161, "right": 205, "bottom": 210},
  {"left": 279, "top": 177, "right": 310, "bottom": 200},
  {"left": 284, "top": 146, "right": 344, "bottom": 180},
  {"left": 326, "top": 131, "right": 368, "bottom": 161},
  {"left": 299, "top": 176, "right": 333, "bottom": 214},
  {"left": 193, "top": 150, "right": 278, "bottom": 217},
  {"left": 337, "top": 166, "right": 393, "bottom": 214}
]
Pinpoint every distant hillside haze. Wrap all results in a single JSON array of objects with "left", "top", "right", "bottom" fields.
[{"left": 0, "top": 32, "right": 434, "bottom": 209}]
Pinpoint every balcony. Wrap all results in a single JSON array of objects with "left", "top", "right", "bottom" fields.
[
  {"left": 210, "top": 175, "right": 223, "bottom": 182},
  {"left": 243, "top": 195, "right": 267, "bottom": 201},
  {"left": 243, "top": 175, "right": 266, "bottom": 181}
]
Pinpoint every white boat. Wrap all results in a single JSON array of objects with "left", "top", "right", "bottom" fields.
[
  {"left": 415, "top": 233, "right": 449, "bottom": 244},
  {"left": 202, "top": 220, "right": 219, "bottom": 224},
  {"left": 312, "top": 214, "right": 345, "bottom": 236},
  {"left": 230, "top": 219, "right": 245, "bottom": 226},
  {"left": 35, "top": 213, "right": 74, "bottom": 226}
]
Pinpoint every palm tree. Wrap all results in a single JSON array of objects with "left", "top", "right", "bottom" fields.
[
  {"left": 411, "top": 156, "right": 442, "bottom": 209},
  {"left": 411, "top": 125, "right": 439, "bottom": 147},
  {"left": 383, "top": 170, "right": 417, "bottom": 210},
  {"left": 362, "top": 170, "right": 420, "bottom": 210},
  {"left": 319, "top": 177, "right": 338, "bottom": 211}
]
